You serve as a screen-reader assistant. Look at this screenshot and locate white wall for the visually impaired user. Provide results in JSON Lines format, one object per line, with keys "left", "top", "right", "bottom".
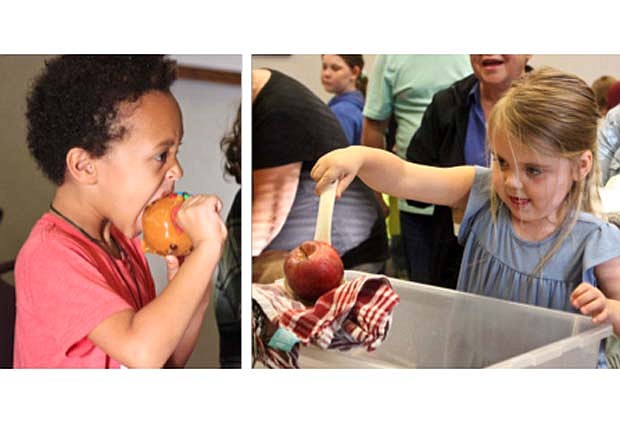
{"left": 0, "top": 56, "right": 55, "bottom": 266}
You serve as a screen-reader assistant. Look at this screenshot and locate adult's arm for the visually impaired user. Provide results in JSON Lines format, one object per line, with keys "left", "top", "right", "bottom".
{"left": 361, "top": 117, "right": 389, "bottom": 149}
{"left": 361, "top": 117, "right": 391, "bottom": 216}
{"left": 361, "top": 54, "right": 392, "bottom": 149}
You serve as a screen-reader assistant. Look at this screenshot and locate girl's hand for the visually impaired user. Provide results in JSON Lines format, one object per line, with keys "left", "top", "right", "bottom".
{"left": 175, "top": 194, "right": 228, "bottom": 252}
{"left": 311, "top": 147, "right": 363, "bottom": 198}
{"left": 571, "top": 283, "right": 610, "bottom": 324}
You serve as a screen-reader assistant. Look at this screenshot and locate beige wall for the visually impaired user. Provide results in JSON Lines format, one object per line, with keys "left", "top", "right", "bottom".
{"left": 252, "top": 54, "right": 377, "bottom": 103}
{"left": 253, "top": 54, "right": 620, "bottom": 100}
{"left": 0, "top": 56, "right": 55, "bottom": 265}
{"left": 529, "top": 55, "right": 620, "bottom": 85}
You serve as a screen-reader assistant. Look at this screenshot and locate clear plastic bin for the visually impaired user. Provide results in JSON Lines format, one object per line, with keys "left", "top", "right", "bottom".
{"left": 298, "top": 271, "right": 612, "bottom": 368}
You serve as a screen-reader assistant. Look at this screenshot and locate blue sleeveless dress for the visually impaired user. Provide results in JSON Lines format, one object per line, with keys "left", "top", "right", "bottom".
{"left": 457, "top": 167, "right": 620, "bottom": 367}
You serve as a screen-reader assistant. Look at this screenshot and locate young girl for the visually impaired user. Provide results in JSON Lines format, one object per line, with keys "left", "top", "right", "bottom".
{"left": 312, "top": 68, "right": 620, "bottom": 366}
{"left": 14, "top": 56, "right": 227, "bottom": 368}
{"left": 320, "top": 55, "right": 366, "bottom": 146}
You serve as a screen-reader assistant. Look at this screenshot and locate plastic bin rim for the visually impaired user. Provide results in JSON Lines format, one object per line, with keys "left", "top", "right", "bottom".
{"left": 344, "top": 270, "right": 598, "bottom": 323}
{"left": 488, "top": 323, "right": 612, "bottom": 368}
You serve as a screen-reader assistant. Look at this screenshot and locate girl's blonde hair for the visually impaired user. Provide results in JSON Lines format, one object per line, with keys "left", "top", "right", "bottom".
{"left": 486, "top": 67, "right": 601, "bottom": 275}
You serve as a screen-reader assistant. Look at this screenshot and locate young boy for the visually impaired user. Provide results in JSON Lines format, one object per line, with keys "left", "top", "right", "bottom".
{"left": 14, "top": 55, "right": 227, "bottom": 368}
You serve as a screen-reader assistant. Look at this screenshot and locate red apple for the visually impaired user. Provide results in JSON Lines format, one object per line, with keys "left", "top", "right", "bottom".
{"left": 283, "top": 240, "right": 344, "bottom": 302}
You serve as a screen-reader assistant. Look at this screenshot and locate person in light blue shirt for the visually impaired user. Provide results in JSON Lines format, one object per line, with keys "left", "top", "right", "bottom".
{"left": 312, "top": 68, "right": 620, "bottom": 368}
{"left": 362, "top": 55, "right": 472, "bottom": 281}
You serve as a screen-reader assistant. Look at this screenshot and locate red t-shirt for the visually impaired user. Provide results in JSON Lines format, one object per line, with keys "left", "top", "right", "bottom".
{"left": 14, "top": 213, "right": 156, "bottom": 368}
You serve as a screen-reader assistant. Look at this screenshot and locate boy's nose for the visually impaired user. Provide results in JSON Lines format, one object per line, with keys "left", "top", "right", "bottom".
{"left": 167, "top": 159, "right": 184, "bottom": 181}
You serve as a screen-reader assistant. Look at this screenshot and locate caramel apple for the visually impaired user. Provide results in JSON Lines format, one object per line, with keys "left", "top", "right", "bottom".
{"left": 141, "top": 193, "right": 192, "bottom": 257}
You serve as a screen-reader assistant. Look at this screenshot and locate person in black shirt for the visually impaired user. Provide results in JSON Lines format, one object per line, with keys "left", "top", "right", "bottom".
{"left": 252, "top": 68, "right": 388, "bottom": 282}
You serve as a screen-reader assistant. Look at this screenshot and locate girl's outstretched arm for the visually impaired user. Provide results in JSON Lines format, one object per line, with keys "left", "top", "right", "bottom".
{"left": 311, "top": 146, "right": 476, "bottom": 210}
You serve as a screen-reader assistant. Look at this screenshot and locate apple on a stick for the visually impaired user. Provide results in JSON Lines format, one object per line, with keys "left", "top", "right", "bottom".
{"left": 283, "top": 240, "right": 344, "bottom": 302}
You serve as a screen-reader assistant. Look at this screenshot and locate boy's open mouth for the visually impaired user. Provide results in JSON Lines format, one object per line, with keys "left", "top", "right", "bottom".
{"left": 137, "top": 187, "right": 176, "bottom": 230}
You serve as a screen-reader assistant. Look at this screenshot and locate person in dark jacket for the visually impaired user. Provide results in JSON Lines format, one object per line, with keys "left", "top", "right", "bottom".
{"left": 405, "top": 55, "right": 532, "bottom": 289}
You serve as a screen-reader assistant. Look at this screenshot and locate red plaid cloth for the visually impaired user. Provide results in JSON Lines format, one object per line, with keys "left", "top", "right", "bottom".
{"left": 252, "top": 274, "right": 400, "bottom": 368}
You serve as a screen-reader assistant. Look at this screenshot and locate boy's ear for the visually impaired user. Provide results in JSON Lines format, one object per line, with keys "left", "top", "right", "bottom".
{"left": 573, "top": 150, "right": 593, "bottom": 181}
{"left": 65, "top": 148, "right": 98, "bottom": 185}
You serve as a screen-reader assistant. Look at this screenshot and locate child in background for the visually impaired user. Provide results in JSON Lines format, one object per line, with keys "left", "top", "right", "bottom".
{"left": 321, "top": 55, "right": 366, "bottom": 146}
{"left": 14, "top": 56, "right": 227, "bottom": 368}
{"left": 312, "top": 68, "right": 620, "bottom": 367}
{"left": 591, "top": 75, "right": 616, "bottom": 116}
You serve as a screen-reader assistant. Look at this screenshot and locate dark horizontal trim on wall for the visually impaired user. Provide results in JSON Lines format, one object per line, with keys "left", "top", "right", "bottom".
{"left": 177, "top": 65, "right": 241, "bottom": 86}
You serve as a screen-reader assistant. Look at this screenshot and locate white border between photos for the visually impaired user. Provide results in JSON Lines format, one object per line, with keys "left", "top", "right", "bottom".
{"left": 241, "top": 53, "right": 253, "bottom": 370}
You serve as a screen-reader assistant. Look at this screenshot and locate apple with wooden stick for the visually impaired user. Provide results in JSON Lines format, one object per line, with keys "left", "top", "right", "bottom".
{"left": 283, "top": 240, "right": 344, "bottom": 302}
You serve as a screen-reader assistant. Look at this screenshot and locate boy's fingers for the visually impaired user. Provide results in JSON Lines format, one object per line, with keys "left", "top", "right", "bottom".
{"left": 180, "top": 194, "right": 223, "bottom": 213}
{"left": 213, "top": 196, "right": 223, "bottom": 213}
{"left": 165, "top": 255, "right": 180, "bottom": 281}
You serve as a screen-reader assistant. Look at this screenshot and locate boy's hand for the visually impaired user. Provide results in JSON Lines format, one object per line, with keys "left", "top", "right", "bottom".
{"left": 175, "top": 194, "right": 227, "bottom": 252}
{"left": 311, "top": 147, "right": 362, "bottom": 198}
{"left": 164, "top": 255, "right": 185, "bottom": 281}
{"left": 571, "top": 283, "right": 610, "bottom": 324}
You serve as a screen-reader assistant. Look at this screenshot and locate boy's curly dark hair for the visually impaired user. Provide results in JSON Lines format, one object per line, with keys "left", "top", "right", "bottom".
{"left": 26, "top": 55, "right": 177, "bottom": 185}
{"left": 220, "top": 105, "right": 241, "bottom": 184}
